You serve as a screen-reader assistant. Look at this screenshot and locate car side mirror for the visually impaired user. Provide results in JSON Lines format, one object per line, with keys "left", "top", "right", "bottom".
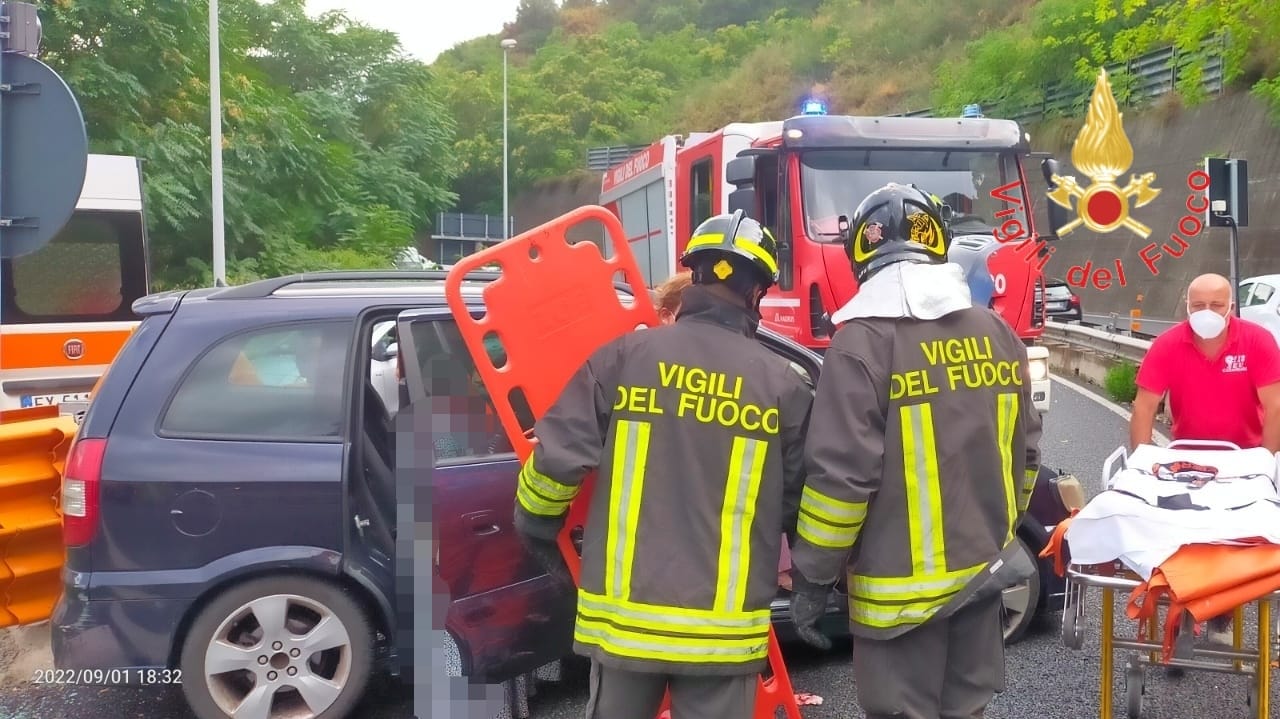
{"left": 373, "top": 342, "right": 398, "bottom": 363}
{"left": 1040, "top": 158, "right": 1068, "bottom": 240}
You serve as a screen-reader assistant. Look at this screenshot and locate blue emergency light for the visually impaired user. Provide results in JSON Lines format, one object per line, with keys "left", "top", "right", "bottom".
{"left": 801, "top": 99, "right": 828, "bottom": 116}
{"left": 961, "top": 103, "right": 984, "bottom": 118}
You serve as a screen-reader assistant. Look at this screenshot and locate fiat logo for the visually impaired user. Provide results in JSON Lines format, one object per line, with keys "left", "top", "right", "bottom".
{"left": 64, "top": 339, "right": 85, "bottom": 361}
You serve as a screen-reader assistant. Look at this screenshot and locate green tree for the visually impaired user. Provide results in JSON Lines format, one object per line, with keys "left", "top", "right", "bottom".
{"left": 37, "top": 0, "right": 459, "bottom": 287}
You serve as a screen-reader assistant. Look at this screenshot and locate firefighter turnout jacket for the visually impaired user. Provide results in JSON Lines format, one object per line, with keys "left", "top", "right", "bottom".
{"left": 514, "top": 285, "right": 814, "bottom": 675}
{"left": 790, "top": 305, "right": 1043, "bottom": 640}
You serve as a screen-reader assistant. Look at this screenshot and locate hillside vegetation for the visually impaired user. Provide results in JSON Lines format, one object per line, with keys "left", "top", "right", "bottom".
{"left": 433, "top": 0, "right": 1280, "bottom": 215}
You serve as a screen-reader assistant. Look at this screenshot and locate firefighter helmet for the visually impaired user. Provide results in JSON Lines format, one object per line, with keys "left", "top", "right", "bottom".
{"left": 844, "top": 182, "right": 951, "bottom": 283}
{"left": 679, "top": 210, "right": 780, "bottom": 289}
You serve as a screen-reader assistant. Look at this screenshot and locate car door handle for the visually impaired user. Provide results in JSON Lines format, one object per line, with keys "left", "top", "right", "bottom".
{"left": 462, "top": 511, "right": 500, "bottom": 536}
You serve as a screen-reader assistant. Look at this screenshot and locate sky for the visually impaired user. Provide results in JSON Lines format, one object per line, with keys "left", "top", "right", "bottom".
{"left": 305, "top": 0, "right": 522, "bottom": 63}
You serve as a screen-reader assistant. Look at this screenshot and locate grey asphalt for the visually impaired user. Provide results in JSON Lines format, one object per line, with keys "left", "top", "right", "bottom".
{"left": 0, "top": 377, "right": 1268, "bottom": 719}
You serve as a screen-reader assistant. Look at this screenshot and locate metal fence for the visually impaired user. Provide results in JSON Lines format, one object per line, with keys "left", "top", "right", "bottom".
{"left": 434, "top": 212, "right": 513, "bottom": 242}
{"left": 586, "top": 144, "right": 650, "bottom": 172}
{"left": 888, "top": 38, "right": 1226, "bottom": 122}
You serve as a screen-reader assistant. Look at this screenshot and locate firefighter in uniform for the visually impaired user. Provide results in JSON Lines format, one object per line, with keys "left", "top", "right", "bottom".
{"left": 787, "top": 183, "right": 1043, "bottom": 719}
{"left": 512, "top": 210, "right": 814, "bottom": 719}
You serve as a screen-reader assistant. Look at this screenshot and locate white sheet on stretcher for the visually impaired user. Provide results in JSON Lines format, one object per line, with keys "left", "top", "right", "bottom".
{"left": 1065, "top": 444, "right": 1280, "bottom": 579}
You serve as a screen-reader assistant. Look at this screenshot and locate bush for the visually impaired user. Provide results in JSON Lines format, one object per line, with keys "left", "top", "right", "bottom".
{"left": 1104, "top": 361, "right": 1138, "bottom": 404}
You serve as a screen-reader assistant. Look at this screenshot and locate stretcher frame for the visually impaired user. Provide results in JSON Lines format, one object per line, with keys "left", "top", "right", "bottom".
{"left": 1060, "top": 439, "right": 1278, "bottom": 719}
{"left": 443, "top": 206, "right": 803, "bottom": 719}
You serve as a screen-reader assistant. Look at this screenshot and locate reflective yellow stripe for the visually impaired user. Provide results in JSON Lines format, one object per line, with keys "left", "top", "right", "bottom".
{"left": 996, "top": 392, "right": 1019, "bottom": 540}
{"left": 514, "top": 458, "right": 579, "bottom": 517}
{"left": 605, "top": 419, "right": 651, "bottom": 599}
{"left": 578, "top": 591, "right": 769, "bottom": 637}
{"left": 850, "top": 593, "right": 956, "bottom": 628}
{"left": 850, "top": 562, "right": 986, "bottom": 602}
{"left": 574, "top": 618, "right": 769, "bottom": 664}
{"left": 516, "top": 482, "right": 566, "bottom": 516}
{"left": 795, "top": 484, "right": 866, "bottom": 549}
{"left": 578, "top": 589, "right": 770, "bottom": 623}
{"left": 520, "top": 461, "right": 578, "bottom": 501}
{"left": 714, "top": 436, "right": 768, "bottom": 613}
{"left": 901, "top": 402, "right": 944, "bottom": 575}
{"left": 849, "top": 563, "right": 987, "bottom": 628}
{"left": 1021, "top": 468, "right": 1038, "bottom": 508}
{"left": 684, "top": 232, "right": 780, "bottom": 277}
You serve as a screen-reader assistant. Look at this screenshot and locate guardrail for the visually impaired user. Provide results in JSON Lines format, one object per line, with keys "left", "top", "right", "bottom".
{"left": 1043, "top": 320, "right": 1152, "bottom": 364}
{"left": 1080, "top": 313, "right": 1179, "bottom": 340}
{"left": 890, "top": 38, "right": 1224, "bottom": 122}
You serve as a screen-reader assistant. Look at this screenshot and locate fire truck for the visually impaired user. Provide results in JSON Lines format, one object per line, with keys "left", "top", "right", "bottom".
{"left": 600, "top": 104, "right": 1057, "bottom": 413}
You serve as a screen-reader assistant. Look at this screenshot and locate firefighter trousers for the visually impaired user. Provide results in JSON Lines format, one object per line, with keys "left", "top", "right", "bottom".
{"left": 583, "top": 660, "right": 756, "bottom": 719}
{"left": 851, "top": 594, "right": 1006, "bottom": 719}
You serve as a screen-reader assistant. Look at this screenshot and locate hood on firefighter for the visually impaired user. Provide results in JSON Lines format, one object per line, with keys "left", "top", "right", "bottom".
{"left": 829, "top": 260, "right": 973, "bottom": 323}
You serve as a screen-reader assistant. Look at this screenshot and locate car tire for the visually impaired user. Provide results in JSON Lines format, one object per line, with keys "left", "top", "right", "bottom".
{"left": 179, "top": 575, "right": 375, "bottom": 719}
{"left": 1001, "top": 536, "right": 1041, "bottom": 646}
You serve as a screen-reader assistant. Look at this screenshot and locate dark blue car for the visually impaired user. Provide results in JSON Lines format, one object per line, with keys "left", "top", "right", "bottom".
{"left": 50, "top": 270, "right": 1078, "bottom": 719}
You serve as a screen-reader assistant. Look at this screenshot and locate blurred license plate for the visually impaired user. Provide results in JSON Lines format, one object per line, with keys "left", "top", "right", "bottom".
{"left": 1048, "top": 301, "right": 1067, "bottom": 311}
{"left": 20, "top": 392, "right": 91, "bottom": 408}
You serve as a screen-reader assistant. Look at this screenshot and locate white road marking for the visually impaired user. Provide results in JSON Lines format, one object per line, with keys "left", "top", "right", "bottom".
{"left": 1050, "top": 372, "right": 1171, "bottom": 446}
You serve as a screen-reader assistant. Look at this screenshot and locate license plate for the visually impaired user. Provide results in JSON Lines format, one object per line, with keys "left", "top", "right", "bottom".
{"left": 20, "top": 392, "right": 91, "bottom": 408}
{"left": 1047, "top": 301, "right": 1068, "bottom": 311}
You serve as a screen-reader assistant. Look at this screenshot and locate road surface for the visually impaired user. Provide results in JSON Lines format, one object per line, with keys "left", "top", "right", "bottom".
{"left": 0, "top": 377, "right": 1266, "bottom": 719}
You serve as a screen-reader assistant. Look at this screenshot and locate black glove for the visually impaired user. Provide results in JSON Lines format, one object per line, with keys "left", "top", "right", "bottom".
{"left": 521, "top": 533, "right": 575, "bottom": 589}
{"left": 513, "top": 511, "right": 574, "bottom": 589}
{"left": 789, "top": 569, "right": 834, "bottom": 651}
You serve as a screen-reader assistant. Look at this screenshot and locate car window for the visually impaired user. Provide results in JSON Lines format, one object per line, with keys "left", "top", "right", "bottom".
{"left": 1045, "top": 284, "right": 1071, "bottom": 300}
{"left": 408, "top": 319, "right": 524, "bottom": 461}
{"left": 161, "top": 321, "right": 352, "bottom": 440}
{"left": 1245, "top": 283, "right": 1274, "bottom": 307}
{"left": 1238, "top": 283, "right": 1255, "bottom": 307}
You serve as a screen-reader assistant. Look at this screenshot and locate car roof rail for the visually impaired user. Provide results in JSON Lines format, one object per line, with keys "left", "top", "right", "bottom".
{"left": 206, "top": 268, "right": 649, "bottom": 302}
{"left": 207, "top": 269, "right": 505, "bottom": 299}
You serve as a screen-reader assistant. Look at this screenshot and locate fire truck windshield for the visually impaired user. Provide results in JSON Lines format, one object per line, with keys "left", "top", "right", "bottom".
{"left": 799, "top": 149, "right": 1029, "bottom": 242}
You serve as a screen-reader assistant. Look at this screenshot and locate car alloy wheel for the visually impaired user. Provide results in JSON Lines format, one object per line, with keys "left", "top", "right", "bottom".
{"left": 180, "top": 576, "right": 374, "bottom": 719}
{"left": 1001, "top": 536, "right": 1041, "bottom": 645}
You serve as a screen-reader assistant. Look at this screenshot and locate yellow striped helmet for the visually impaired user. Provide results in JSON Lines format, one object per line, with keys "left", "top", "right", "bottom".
{"left": 680, "top": 210, "right": 780, "bottom": 289}
{"left": 844, "top": 183, "right": 950, "bottom": 283}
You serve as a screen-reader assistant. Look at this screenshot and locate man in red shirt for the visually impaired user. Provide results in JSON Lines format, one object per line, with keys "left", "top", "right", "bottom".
{"left": 1130, "top": 272, "right": 1280, "bottom": 647}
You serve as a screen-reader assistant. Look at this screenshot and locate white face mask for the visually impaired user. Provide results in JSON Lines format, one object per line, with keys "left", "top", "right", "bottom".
{"left": 1187, "top": 305, "right": 1229, "bottom": 339}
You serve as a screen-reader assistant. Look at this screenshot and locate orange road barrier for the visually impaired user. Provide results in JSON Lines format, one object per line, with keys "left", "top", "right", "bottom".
{"left": 446, "top": 205, "right": 803, "bottom": 719}
{"left": 0, "top": 416, "right": 77, "bottom": 628}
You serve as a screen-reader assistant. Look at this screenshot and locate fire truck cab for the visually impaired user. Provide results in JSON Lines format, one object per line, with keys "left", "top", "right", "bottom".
{"left": 601, "top": 108, "right": 1054, "bottom": 413}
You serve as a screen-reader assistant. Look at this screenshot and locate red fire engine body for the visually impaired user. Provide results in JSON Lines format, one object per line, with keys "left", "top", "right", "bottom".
{"left": 600, "top": 111, "right": 1054, "bottom": 412}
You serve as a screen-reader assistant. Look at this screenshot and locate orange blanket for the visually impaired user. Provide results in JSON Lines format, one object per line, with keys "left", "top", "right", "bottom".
{"left": 1040, "top": 516, "right": 1280, "bottom": 662}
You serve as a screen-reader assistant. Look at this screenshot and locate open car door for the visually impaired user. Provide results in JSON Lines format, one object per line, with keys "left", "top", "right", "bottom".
{"left": 443, "top": 205, "right": 802, "bottom": 719}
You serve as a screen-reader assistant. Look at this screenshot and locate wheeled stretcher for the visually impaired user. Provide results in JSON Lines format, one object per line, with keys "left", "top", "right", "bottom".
{"left": 1053, "top": 440, "right": 1280, "bottom": 719}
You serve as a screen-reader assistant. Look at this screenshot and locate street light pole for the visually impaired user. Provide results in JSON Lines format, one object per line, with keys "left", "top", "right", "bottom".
{"left": 210, "top": 0, "right": 226, "bottom": 285}
{"left": 501, "top": 38, "right": 517, "bottom": 240}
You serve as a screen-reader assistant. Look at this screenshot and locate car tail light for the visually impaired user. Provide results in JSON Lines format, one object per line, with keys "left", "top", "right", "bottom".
{"left": 1070, "top": 294, "right": 1081, "bottom": 305}
{"left": 62, "top": 437, "right": 107, "bottom": 546}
